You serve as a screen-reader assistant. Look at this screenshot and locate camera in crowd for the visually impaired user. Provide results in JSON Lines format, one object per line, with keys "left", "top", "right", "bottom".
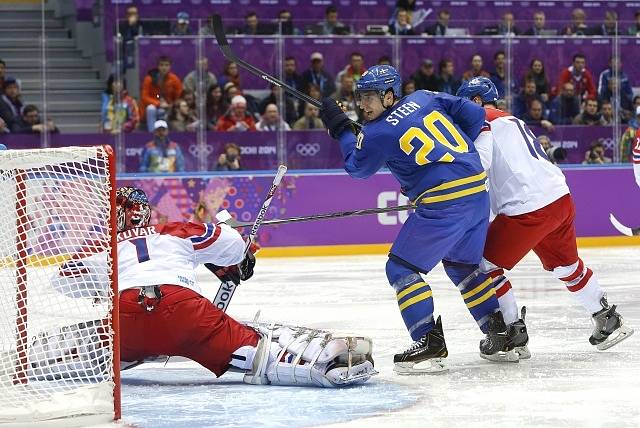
{"left": 538, "top": 135, "right": 566, "bottom": 164}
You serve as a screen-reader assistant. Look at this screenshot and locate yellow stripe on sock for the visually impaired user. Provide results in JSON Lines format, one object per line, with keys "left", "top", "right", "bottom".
{"left": 466, "top": 288, "right": 496, "bottom": 309}
{"left": 461, "top": 278, "right": 492, "bottom": 300}
{"left": 396, "top": 281, "right": 428, "bottom": 301}
{"left": 399, "top": 290, "right": 433, "bottom": 311}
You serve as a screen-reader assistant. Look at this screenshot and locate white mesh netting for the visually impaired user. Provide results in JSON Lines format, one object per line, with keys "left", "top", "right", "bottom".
{"left": 0, "top": 146, "right": 117, "bottom": 423}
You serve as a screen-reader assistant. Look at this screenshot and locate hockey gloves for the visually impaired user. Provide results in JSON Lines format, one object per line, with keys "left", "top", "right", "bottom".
{"left": 319, "top": 98, "right": 353, "bottom": 139}
{"left": 205, "top": 242, "right": 258, "bottom": 285}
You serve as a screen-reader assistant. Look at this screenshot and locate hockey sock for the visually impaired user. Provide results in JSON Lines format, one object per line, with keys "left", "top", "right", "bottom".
{"left": 443, "top": 261, "right": 500, "bottom": 334}
{"left": 554, "top": 258, "right": 604, "bottom": 314}
{"left": 489, "top": 269, "right": 518, "bottom": 324}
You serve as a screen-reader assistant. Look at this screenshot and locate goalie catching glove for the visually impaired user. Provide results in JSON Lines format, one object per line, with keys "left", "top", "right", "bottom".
{"left": 206, "top": 242, "right": 259, "bottom": 285}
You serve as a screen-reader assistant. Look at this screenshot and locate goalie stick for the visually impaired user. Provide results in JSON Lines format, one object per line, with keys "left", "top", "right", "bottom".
{"left": 216, "top": 203, "right": 415, "bottom": 228}
{"left": 609, "top": 213, "right": 640, "bottom": 236}
{"left": 212, "top": 165, "right": 287, "bottom": 312}
{"left": 211, "top": 14, "right": 362, "bottom": 132}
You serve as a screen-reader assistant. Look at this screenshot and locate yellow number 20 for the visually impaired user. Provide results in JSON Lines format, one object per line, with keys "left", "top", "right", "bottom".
{"left": 398, "top": 111, "right": 469, "bottom": 165}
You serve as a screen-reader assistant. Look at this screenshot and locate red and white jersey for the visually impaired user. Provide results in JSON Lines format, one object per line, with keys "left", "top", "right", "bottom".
{"left": 53, "top": 222, "right": 245, "bottom": 299}
{"left": 474, "top": 107, "right": 570, "bottom": 216}
{"left": 632, "top": 132, "right": 640, "bottom": 188}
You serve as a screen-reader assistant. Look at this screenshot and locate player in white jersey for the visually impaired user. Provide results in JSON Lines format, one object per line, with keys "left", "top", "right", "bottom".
{"left": 457, "top": 78, "right": 633, "bottom": 360}
{"left": 633, "top": 134, "right": 640, "bottom": 187}
{"left": 41, "top": 186, "right": 375, "bottom": 387}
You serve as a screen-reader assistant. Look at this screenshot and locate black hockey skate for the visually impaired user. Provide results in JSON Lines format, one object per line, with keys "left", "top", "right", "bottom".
{"left": 589, "top": 295, "right": 634, "bottom": 350}
{"left": 479, "top": 311, "right": 515, "bottom": 362}
{"left": 481, "top": 307, "right": 530, "bottom": 362}
{"left": 394, "top": 316, "right": 448, "bottom": 374}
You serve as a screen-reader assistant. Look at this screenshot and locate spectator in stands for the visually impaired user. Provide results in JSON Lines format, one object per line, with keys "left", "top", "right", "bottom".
{"left": 168, "top": 98, "right": 199, "bottom": 132}
{"left": 0, "top": 59, "right": 5, "bottom": 91}
{"left": 256, "top": 103, "right": 290, "bottom": 131}
{"left": 0, "top": 117, "right": 8, "bottom": 134}
{"left": 218, "top": 61, "right": 242, "bottom": 92}
{"left": 171, "top": 12, "right": 192, "bottom": 36}
{"left": 437, "top": 59, "right": 460, "bottom": 95}
{"left": 258, "top": 84, "right": 297, "bottom": 125}
{"left": 277, "top": 9, "right": 301, "bottom": 35}
{"left": 490, "top": 51, "right": 507, "bottom": 98}
{"left": 284, "top": 56, "right": 304, "bottom": 93}
{"left": 377, "top": 55, "right": 392, "bottom": 66}
{"left": 319, "top": 5, "right": 349, "bottom": 35}
{"left": 600, "top": 100, "right": 614, "bottom": 125}
{"left": 498, "top": 11, "right": 520, "bottom": 36}
{"left": 292, "top": 102, "right": 323, "bottom": 130}
{"left": 563, "top": 8, "right": 589, "bottom": 36}
{"left": 573, "top": 97, "right": 604, "bottom": 125}
{"left": 331, "top": 74, "right": 358, "bottom": 122}
{"left": 522, "top": 99, "right": 554, "bottom": 132}
{"left": 627, "top": 11, "right": 640, "bottom": 36}
{"left": 512, "top": 78, "right": 543, "bottom": 118}
{"left": 222, "top": 82, "right": 239, "bottom": 104}
{"left": 216, "top": 95, "right": 256, "bottom": 132}
{"left": 298, "top": 83, "right": 322, "bottom": 118}
{"left": 183, "top": 57, "right": 217, "bottom": 94}
{"left": 523, "top": 58, "right": 550, "bottom": 102}
{"left": 598, "top": 57, "right": 633, "bottom": 111}
{"left": 619, "top": 106, "right": 640, "bottom": 162}
{"left": 582, "top": 139, "right": 611, "bottom": 164}
{"left": 634, "top": 96, "right": 640, "bottom": 108}
{"left": 100, "top": 75, "right": 140, "bottom": 134}
{"left": 205, "top": 84, "right": 227, "bottom": 130}
{"left": 462, "top": 54, "right": 490, "bottom": 81}
{"left": 335, "top": 52, "right": 366, "bottom": 92}
{"left": 558, "top": 53, "right": 596, "bottom": 101}
{"left": 302, "top": 52, "right": 335, "bottom": 98}
{"left": 411, "top": 59, "right": 439, "bottom": 91}
{"left": 548, "top": 82, "right": 581, "bottom": 125}
{"left": 140, "top": 120, "right": 185, "bottom": 173}
{"left": 12, "top": 104, "right": 59, "bottom": 134}
{"left": 592, "top": 10, "right": 619, "bottom": 36}
{"left": 402, "top": 80, "right": 416, "bottom": 96}
{"left": 215, "top": 143, "right": 241, "bottom": 171}
{"left": 141, "top": 56, "right": 183, "bottom": 132}
{"left": 389, "top": 8, "right": 415, "bottom": 35}
{"left": 118, "top": 6, "right": 143, "bottom": 70}
{"left": 524, "top": 11, "right": 551, "bottom": 36}
{"left": 0, "top": 77, "right": 23, "bottom": 130}
{"left": 424, "top": 9, "right": 450, "bottom": 36}
{"left": 599, "top": 77, "right": 633, "bottom": 123}
{"left": 238, "top": 11, "right": 271, "bottom": 35}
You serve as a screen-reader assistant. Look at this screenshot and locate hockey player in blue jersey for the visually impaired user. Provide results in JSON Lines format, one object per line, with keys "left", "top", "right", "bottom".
{"left": 319, "top": 65, "right": 509, "bottom": 373}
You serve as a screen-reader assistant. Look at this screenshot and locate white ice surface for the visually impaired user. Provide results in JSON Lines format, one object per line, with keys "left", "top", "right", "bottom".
{"left": 117, "top": 247, "right": 640, "bottom": 428}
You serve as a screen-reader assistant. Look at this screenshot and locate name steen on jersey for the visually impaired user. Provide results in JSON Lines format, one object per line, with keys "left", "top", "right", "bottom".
{"left": 385, "top": 101, "right": 421, "bottom": 126}
{"left": 117, "top": 225, "right": 157, "bottom": 242}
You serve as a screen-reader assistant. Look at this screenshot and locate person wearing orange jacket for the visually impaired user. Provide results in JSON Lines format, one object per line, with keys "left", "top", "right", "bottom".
{"left": 141, "top": 55, "right": 183, "bottom": 131}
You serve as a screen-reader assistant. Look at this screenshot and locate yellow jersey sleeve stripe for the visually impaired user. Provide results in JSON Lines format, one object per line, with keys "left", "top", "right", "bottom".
{"left": 461, "top": 278, "right": 493, "bottom": 300}
{"left": 398, "top": 290, "right": 433, "bottom": 311}
{"left": 421, "top": 183, "right": 487, "bottom": 204}
{"left": 466, "top": 288, "right": 496, "bottom": 309}
{"left": 396, "top": 281, "right": 428, "bottom": 301}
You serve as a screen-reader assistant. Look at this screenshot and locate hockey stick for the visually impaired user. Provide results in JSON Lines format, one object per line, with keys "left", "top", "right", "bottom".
{"left": 211, "top": 14, "right": 362, "bottom": 132}
{"left": 212, "top": 165, "right": 288, "bottom": 312}
{"left": 609, "top": 213, "right": 640, "bottom": 236}
{"left": 217, "top": 204, "right": 415, "bottom": 228}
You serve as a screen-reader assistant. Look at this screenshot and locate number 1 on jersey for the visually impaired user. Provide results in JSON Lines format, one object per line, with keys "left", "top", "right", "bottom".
{"left": 131, "top": 238, "right": 150, "bottom": 263}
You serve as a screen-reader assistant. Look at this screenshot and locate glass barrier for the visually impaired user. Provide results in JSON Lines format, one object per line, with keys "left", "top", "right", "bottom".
{"left": 4, "top": 1, "right": 640, "bottom": 171}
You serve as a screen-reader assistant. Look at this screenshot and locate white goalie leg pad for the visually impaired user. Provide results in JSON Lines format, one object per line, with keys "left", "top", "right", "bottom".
{"left": 242, "top": 322, "right": 377, "bottom": 387}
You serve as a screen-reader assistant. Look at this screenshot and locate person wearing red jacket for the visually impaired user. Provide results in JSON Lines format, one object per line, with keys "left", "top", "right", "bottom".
{"left": 215, "top": 95, "right": 256, "bottom": 132}
{"left": 557, "top": 53, "right": 596, "bottom": 101}
{"left": 140, "top": 55, "right": 183, "bottom": 132}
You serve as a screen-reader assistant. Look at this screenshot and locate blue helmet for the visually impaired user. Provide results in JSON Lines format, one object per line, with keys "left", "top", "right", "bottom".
{"left": 355, "top": 65, "right": 402, "bottom": 99}
{"left": 456, "top": 77, "right": 499, "bottom": 104}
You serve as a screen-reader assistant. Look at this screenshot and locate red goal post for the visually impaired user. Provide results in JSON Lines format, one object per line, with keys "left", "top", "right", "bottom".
{"left": 0, "top": 146, "right": 120, "bottom": 424}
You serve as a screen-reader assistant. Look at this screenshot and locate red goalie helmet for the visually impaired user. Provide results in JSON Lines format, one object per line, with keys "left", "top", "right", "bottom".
{"left": 116, "top": 186, "right": 151, "bottom": 232}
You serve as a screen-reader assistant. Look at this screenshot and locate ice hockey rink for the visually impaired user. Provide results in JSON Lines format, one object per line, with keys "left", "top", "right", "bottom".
{"left": 115, "top": 246, "right": 640, "bottom": 428}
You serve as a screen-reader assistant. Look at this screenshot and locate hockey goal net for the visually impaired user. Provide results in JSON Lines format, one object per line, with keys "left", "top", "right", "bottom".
{"left": 0, "top": 146, "right": 120, "bottom": 424}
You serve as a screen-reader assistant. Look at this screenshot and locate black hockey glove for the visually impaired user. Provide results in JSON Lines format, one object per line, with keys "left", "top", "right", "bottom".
{"left": 204, "top": 243, "right": 258, "bottom": 285}
{"left": 319, "top": 97, "right": 353, "bottom": 139}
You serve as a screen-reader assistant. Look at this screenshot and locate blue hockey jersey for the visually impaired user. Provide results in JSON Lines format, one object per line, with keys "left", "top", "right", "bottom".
{"left": 337, "top": 90, "right": 487, "bottom": 205}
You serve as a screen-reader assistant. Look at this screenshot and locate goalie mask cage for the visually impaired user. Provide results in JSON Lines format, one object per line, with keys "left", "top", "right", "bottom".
{"left": 0, "top": 146, "right": 120, "bottom": 424}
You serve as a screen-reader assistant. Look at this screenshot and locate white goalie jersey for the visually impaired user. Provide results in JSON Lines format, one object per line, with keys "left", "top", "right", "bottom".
{"left": 52, "top": 222, "right": 245, "bottom": 298}
{"left": 473, "top": 107, "right": 570, "bottom": 216}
